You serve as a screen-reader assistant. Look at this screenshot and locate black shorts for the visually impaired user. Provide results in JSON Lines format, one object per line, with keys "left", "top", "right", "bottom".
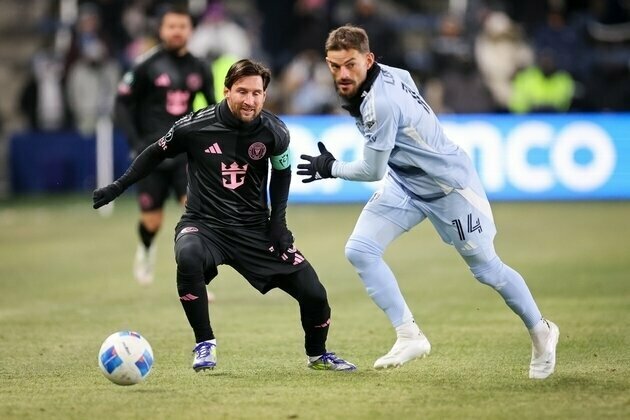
{"left": 136, "top": 158, "right": 187, "bottom": 211}
{"left": 174, "top": 220, "right": 310, "bottom": 294}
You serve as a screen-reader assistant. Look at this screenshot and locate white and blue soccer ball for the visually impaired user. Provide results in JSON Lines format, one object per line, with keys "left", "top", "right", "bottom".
{"left": 98, "top": 331, "right": 154, "bottom": 386}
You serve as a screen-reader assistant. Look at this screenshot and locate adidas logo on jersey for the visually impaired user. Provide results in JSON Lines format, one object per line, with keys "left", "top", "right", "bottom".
{"left": 204, "top": 143, "right": 223, "bottom": 154}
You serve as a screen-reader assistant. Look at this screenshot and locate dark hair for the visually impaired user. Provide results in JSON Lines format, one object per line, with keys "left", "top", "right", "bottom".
{"left": 224, "top": 59, "right": 272, "bottom": 91}
{"left": 325, "top": 25, "right": 370, "bottom": 53}
{"left": 158, "top": 4, "right": 193, "bottom": 27}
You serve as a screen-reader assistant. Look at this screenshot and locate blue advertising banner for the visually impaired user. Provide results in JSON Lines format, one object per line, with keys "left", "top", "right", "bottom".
{"left": 8, "top": 113, "right": 630, "bottom": 201}
{"left": 284, "top": 113, "right": 630, "bottom": 202}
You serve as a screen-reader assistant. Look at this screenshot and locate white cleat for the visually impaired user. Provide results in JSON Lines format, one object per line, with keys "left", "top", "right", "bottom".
{"left": 529, "top": 319, "right": 559, "bottom": 379}
{"left": 374, "top": 335, "right": 431, "bottom": 369}
{"left": 133, "top": 243, "right": 156, "bottom": 285}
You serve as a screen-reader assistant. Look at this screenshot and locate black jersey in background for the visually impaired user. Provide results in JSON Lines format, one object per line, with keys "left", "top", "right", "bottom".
{"left": 116, "top": 46, "right": 215, "bottom": 156}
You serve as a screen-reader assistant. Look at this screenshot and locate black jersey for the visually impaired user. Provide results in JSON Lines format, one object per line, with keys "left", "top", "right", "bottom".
{"left": 116, "top": 46, "right": 215, "bottom": 152}
{"left": 156, "top": 100, "right": 291, "bottom": 227}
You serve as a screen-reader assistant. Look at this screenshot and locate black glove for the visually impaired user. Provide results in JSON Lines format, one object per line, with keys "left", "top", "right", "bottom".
{"left": 297, "top": 142, "right": 336, "bottom": 183}
{"left": 268, "top": 223, "right": 304, "bottom": 265}
{"left": 92, "top": 181, "right": 123, "bottom": 209}
{"left": 269, "top": 222, "right": 294, "bottom": 256}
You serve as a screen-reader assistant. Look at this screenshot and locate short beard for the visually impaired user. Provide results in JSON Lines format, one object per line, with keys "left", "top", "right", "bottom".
{"left": 336, "top": 85, "right": 356, "bottom": 99}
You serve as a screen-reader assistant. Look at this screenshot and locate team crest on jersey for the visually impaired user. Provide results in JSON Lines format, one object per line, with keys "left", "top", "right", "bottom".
{"left": 187, "top": 73, "right": 202, "bottom": 90}
{"left": 248, "top": 142, "right": 266, "bottom": 160}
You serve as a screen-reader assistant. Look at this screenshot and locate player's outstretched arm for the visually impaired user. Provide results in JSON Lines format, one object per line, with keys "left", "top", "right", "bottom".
{"left": 92, "top": 143, "right": 166, "bottom": 209}
{"left": 296, "top": 142, "right": 336, "bottom": 183}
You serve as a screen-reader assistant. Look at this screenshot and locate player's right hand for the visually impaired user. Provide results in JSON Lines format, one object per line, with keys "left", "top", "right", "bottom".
{"left": 92, "top": 182, "right": 123, "bottom": 209}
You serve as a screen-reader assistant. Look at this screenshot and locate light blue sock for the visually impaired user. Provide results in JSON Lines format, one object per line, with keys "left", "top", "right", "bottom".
{"left": 345, "top": 237, "right": 413, "bottom": 327}
{"left": 465, "top": 253, "right": 542, "bottom": 328}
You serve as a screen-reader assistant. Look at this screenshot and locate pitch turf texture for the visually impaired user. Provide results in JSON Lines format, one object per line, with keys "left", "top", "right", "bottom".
{"left": 1, "top": 196, "right": 628, "bottom": 420}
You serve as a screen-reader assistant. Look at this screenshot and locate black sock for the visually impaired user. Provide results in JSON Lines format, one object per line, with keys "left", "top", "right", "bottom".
{"left": 139, "top": 222, "right": 156, "bottom": 249}
{"left": 177, "top": 271, "right": 214, "bottom": 343}
{"left": 304, "top": 317, "right": 330, "bottom": 357}
{"left": 277, "top": 266, "right": 331, "bottom": 357}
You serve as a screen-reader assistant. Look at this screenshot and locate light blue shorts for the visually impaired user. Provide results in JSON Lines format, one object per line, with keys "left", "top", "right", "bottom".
{"left": 361, "top": 175, "right": 497, "bottom": 256}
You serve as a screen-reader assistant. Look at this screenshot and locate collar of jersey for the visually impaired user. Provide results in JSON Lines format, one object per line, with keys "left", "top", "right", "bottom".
{"left": 217, "top": 99, "right": 261, "bottom": 131}
{"left": 341, "top": 62, "right": 381, "bottom": 117}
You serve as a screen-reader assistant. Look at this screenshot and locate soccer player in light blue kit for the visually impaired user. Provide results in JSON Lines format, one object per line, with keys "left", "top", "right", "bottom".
{"left": 297, "top": 25, "right": 559, "bottom": 378}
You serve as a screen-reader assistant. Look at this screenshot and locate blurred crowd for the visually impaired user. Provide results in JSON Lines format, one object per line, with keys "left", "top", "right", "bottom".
{"left": 17, "top": 0, "right": 630, "bottom": 136}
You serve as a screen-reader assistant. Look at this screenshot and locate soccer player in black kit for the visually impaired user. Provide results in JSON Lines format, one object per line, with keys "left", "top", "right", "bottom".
{"left": 94, "top": 59, "right": 356, "bottom": 372}
{"left": 116, "top": 6, "right": 215, "bottom": 285}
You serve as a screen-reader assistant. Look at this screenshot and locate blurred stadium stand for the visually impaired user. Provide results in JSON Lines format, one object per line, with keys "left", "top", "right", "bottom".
{"left": 1, "top": 0, "right": 629, "bottom": 199}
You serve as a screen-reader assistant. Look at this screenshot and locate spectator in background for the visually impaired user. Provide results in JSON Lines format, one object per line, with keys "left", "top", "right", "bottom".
{"left": 532, "top": 5, "right": 585, "bottom": 80}
{"left": 19, "top": 50, "right": 72, "bottom": 131}
{"left": 351, "top": 0, "right": 404, "bottom": 67}
{"left": 188, "top": 2, "right": 251, "bottom": 61}
{"left": 64, "top": 3, "right": 114, "bottom": 76}
{"left": 66, "top": 39, "right": 120, "bottom": 136}
{"left": 434, "top": 53, "right": 495, "bottom": 114}
{"left": 188, "top": 2, "right": 252, "bottom": 100}
{"left": 255, "top": 0, "right": 335, "bottom": 75}
{"left": 280, "top": 50, "right": 338, "bottom": 114}
{"left": 509, "top": 48, "right": 575, "bottom": 114}
{"left": 474, "top": 10, "right": 533, "bottom": 112}
{"left": 255, "top": 0, "right": 297, "bottom": 74}
{"left": 290, "top": 0, "right": 335, "bottom": 56}
{"left": 427, "top": 14, "right": 494, "bottom": 114}
{"left": 119, "top": 0, "right": 157, "bottom": 69}
{"left": 78, "top": 0, "right": 130, "bottom": 64}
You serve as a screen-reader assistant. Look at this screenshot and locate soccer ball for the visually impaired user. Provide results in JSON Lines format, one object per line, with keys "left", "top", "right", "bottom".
{"left": 98, "top": 331, "right": 154, "bottom": 386}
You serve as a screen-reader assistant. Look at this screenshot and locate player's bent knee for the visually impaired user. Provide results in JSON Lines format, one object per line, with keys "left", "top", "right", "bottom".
{"left": 466, "top": 253, "right": 505, "bottom": 289}
{"left": 345, "top": 238, "right": 382, "bottom": 269}
{"left": 175, "top": 235, "right": 206, "bottom": 274}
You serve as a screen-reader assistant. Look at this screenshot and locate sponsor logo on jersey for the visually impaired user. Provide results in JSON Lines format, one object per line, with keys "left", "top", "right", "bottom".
{"left": 165, "top": 90, "right": 190, "bottom": 115}
{"left": 248, "top": 142, "right": 266, "bottom": 160}
{"left": 221, "top": 162, "right": 248, "bottom": 190}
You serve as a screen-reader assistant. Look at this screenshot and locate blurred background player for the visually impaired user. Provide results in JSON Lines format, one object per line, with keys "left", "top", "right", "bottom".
{"left": 115, "top": 5, "right": 215, "bottom": 285}
{"left": 93, "top": 59, "right": 356, "bottom": 372}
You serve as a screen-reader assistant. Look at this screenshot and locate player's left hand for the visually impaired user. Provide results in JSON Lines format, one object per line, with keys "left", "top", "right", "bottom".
{"left": 269, "top": 223, "right": 303, "bottom": 264}
{"left": 297, "top": 142, "right": 336, "bottom": 183}
{"left": 269, "top": 223, "right": 294, "bottom": 256}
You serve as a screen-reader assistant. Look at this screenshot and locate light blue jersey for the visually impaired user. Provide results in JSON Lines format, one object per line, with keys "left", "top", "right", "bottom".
{"left": 331, "top": 62, "right": 543, "bottom": 333}
{"left": 354, "top": 64, "right": 475, "bottom": 200}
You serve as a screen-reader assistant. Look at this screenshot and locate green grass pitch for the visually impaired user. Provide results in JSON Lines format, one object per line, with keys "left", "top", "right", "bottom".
{"left": 0, "top": 195, "right": 628, "bottom": 419}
